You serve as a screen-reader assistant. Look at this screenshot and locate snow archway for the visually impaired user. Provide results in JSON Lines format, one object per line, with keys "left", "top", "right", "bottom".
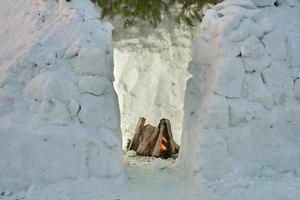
{"left": 112, "top": 18, "right": 194, "bottom": 148}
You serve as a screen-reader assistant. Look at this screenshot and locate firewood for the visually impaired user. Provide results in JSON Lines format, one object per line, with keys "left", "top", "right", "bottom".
{"left": 151, "top": 124, "right": 164, "bottom": 157}
{"left": 128, "top": 117, "right": 146, "bottom": 151}
{"left": 129, "top": 117, "right": 180, "bottom": 159}
{"left": 147, "top": 127, "right": 159, "bottom": 152}
{"left": 126, "top": 139, "right": 132, "bottom": 150}
{"left": 140, "top": 126, "right": 159, "bottom": 155}
{"left": 174, "top": 140, "right": 180, "bottom": 153}
{"left": 162, "top": 134, "right": 168, "bottom": 148}
{"left": 136, "top": 125, "right": 157, "bottom": 155}
{"left": 164, "top": 119, "right": 176, "bottom": 154}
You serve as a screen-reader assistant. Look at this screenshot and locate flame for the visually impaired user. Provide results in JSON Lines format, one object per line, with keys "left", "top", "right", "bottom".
{"left": 160, "top": 135, "right": 168, "bottom": 153}
{"left": 160, "top": 143, "right": 167, "bottom": 152}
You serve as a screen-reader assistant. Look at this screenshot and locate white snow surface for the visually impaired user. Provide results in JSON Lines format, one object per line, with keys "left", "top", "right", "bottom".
{"left": 0, "top": 0, "right": 122, "bottom": 190}
{"left": 179, "top": 0, "right": 300, "bottom": 188}
{"left": 1, "top": 155, "right": 300, "bottom": 200}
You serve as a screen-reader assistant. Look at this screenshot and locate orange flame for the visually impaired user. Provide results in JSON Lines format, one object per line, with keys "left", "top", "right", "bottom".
{"left": 160, "top": 143, "right": 167, "bottom": 152}
{"left": 160, "top": 135, "right": 168, "bottom": 153}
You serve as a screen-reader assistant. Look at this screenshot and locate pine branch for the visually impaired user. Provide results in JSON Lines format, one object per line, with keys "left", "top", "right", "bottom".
{"left": 94, "top": 0, "right": 221, "bottom": 28}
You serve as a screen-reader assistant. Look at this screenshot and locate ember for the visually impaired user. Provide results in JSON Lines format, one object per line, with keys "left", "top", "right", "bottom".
{"left": 127, "top": 118, "right": 180, "bottom": 159}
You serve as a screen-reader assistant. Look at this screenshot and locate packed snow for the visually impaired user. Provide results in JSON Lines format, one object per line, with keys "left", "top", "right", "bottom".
{"left": 0, "top": 0, "right": 122, "bottom": 191}
{"left": 0, "top": 0, "right": 300, "bottom": 199}
{"left": 179, "top": 0, "right": 300, "bottom": 193}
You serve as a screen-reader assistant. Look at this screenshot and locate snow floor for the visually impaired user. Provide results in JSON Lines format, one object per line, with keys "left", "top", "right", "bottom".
{"left": 1, "top": 154, "right": 299, "bottom": 200}
{"left": 0, "top": 155, "right": 203, "bottom": 200}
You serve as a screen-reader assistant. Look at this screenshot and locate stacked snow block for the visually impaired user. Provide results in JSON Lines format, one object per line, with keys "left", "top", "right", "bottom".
{"left": 0, "top": 0, "right": 122, "bottom": 190}
{"left": 180, "top": 0, "right": 300, "bottom": 180}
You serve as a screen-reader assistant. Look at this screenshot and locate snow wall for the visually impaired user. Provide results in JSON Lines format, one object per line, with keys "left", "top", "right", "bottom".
{"left": 179, "top": 0, "right": 300, "bottom": 181}
{"left": 112, "top": 17, "right": 193, "bottom": 147}
{"left": 0, "top": 0, "right": 122, "bottom": 190}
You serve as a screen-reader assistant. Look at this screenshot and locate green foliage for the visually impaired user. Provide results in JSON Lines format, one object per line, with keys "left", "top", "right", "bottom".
{"left": 94, "top": 0, "right": 220, "bottom": 27}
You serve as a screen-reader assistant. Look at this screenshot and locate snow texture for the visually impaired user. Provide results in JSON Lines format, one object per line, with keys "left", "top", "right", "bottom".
{"left": 1, "top": 0, "right": 300, "bottom": 199}
{"left": 0, "top": 0, "right": 123, "bottom": 190}
{"left": 180, "top": 0, "right": 300, "bottom": 186}
{"left": 112, "top": 15, "right": 193, "bottom": 147}
{"left": 1, "top": 155, "right": 299, "bottom": 200}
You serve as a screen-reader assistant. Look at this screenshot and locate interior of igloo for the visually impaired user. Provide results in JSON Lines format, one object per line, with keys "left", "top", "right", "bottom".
{"left": 111, "top": 18, "right": 195, "bottom": 150}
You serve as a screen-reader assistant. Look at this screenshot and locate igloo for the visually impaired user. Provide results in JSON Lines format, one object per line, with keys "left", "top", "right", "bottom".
{"left": 0, "top": 0, "right": 300, "bottom": 199}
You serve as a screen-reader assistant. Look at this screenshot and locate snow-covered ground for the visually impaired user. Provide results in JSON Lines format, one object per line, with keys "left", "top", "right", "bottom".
{"left": 1, "top": 154, "right": 300, "bottom": 200}
{"left": 1, "top": 0, "right": 300, "bottom": 199}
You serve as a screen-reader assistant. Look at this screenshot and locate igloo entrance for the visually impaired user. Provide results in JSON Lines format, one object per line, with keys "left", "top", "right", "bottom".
{"left": 111, "top": 19, "right": 194, "bottom": 154}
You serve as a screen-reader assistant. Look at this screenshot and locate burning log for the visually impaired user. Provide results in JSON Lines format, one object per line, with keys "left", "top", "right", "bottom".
{"left": 136, "top": 125, "right": 159, "bottom": 155}
{"left": 127, "top": 117, "right": 180, "bottom": 159}
{"left": 163, "top": 119, "right": 176, "bottom": 155}
{"left": 128, "top": 117, "right": 146, "bottom": 151}
{"left": 151, "top": 123, "right": 165, "bottom": 157}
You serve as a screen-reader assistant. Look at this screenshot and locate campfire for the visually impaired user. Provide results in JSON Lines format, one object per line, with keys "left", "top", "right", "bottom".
{"left": 127, "top": 117, "right": 180, "bottom": 159}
